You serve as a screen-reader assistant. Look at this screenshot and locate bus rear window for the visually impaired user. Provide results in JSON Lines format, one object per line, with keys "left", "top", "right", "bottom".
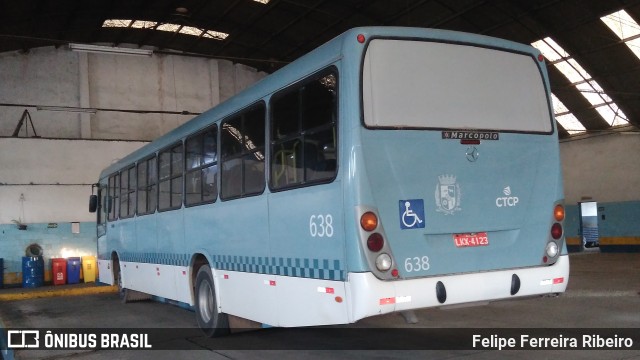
{"left": 362, "top": 39, "right": 552, "bottom": 133}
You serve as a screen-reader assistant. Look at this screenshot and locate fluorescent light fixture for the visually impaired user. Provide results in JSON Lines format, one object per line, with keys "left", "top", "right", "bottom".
{"left": 69, "top": 43, "right": 153, "bottom": 57}
{"left": 37, "top": 105, "right": 97, "bottom": 114}
{"left": 253, "top": 0, "right": 270, "bottom": 4}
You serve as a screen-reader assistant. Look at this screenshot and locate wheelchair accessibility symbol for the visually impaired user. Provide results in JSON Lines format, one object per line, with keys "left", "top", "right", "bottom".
{"left": 399, "top": 199, "right": 425, "bottom": 229}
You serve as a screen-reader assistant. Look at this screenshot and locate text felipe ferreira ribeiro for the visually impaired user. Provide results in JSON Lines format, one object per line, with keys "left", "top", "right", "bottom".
{"left": 473, "top": 334, "right": 634, "bottom": 350}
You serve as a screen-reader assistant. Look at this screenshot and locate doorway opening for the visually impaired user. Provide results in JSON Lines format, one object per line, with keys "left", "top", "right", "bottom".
{"left": 579, "top": 201, "right": 599, "bottom": 248}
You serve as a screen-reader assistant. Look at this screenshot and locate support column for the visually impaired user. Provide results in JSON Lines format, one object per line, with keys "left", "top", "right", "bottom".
{"left": 209, "top": 59, "right": 220, "bottom": 107}
{"left": 78, "top": 52, "right": 92, "bottom": 139}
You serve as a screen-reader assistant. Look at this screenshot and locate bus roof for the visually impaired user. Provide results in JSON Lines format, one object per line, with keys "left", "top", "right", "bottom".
{"left": 99, "top": 26, "right": 543, "bottom": 179}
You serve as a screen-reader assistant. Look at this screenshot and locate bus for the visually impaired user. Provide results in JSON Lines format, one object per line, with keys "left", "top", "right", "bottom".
{"left": 90, "top": 27, "right": 569, "bottom": 336}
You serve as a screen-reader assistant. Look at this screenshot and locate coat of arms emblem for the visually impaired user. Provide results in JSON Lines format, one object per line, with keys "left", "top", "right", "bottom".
{"left": 435, "top": 174, "right": 461, "bottom": 215}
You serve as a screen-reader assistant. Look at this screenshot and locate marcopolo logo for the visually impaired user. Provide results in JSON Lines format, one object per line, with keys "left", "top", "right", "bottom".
{"left": 496, "top": 186, "right": 519, "bottom": 207}
{"left": 442, "top": 131, "right": 500, "bottom": 141}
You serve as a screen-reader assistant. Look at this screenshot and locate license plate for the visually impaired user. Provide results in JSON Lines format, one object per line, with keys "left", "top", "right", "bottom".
{"left": 453, "top": 232, "right": 489, "bottom": 248}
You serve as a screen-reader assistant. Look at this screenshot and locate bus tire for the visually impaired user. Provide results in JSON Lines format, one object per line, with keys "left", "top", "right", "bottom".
{"left": 113, "top": 257, "right": 127, "bottom": 304}
{"left": 195, "top": 265, "right": 229, "bottom": 337}
{"left": 115, "top": 265, "right": 127, "bottom": 302}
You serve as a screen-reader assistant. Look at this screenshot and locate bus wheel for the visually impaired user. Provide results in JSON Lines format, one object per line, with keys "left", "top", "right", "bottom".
{"left": 195, "top": 265, "right": 229, "bottom": 337}
{"left": 117, "top": 269, "right": 127, "bottom": 303}
{"left": 118, "top": 267, "right": 151, "bottom": 303}
{"left": 113, "top": 260, "right": 127, "bottom": 303}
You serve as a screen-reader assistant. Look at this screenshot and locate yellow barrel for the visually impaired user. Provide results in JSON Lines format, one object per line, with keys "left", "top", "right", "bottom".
{"left": 81, "top": 256, "right": 97, "bottom": 283}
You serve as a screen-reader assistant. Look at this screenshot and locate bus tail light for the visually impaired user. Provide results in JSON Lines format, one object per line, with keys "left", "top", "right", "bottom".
{"left": 360, "top": 212, "right": 378, "bottom": 232}
{"left": 367, "top": 233, "right": 384, "bottom": 252}
{"left": 545, "top": 202, "right": 564, "bottom": 264}
{"left": 356, "top": 206, "right": 397, "bottom": 280}
{"left": 375, "top": 253, "right": 392, "bottom": 271}
{"left": 554, "top": 204, "right": 565, "bottom": 221}
{"left": 545, "top": 241, "right": 559, "bottom": 258}
{"left": 551, "top": 223, "right": 562, "bottom": 239}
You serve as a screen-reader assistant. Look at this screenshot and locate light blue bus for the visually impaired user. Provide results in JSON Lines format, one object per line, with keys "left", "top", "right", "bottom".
{"left": 90, "top": 27, "right": 569, "bottom": 336}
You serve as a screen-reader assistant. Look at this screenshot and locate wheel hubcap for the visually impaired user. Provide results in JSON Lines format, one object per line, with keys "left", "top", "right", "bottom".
{"left": 198, "top": 280, "right": 213, "bottom": 323}
{"left": 118, "top": 270, "right": 125, "bottom": 299}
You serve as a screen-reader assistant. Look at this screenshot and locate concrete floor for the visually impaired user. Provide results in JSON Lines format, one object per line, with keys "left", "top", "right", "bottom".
{"left": 1, "top": 251, "right": 639, "bottom": 359}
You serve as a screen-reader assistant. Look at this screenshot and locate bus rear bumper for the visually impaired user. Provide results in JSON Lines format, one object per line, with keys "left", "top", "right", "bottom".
{"left": 347, "top": 254, "right": 569, "bottom": 323}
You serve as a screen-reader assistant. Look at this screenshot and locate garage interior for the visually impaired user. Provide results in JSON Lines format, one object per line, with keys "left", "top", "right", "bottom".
{"left": 2, "top": 0, "right": 638, "bottom": 285}
{"left": 0, "top": 0, "right": 638, "bottom": 357}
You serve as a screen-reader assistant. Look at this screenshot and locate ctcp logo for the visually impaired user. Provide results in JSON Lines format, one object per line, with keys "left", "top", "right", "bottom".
{"left": 496, "top": 186, "right": 519, "bottom": 207}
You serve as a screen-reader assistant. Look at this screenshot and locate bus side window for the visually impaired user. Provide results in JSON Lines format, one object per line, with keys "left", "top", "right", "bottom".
{"left": 220, "top": 103, "right": 266, "bottom": 200}
{"left": 104, "top": 195, "right": 111, "bottom": 218}
{"left": 97, "top": 189, "right": 107, "bottom": 237}
{"left": 108, "top": 174, "right": 119, "bottom": 221}
{"left": 137, "top": 159, "right": 148, "bottom": 214}
{"left": 186, "top": 126, "right": 218, "bottom": 206}
{"left": 202, "top": 130, "right": 217, "bottom": 203}
{"left": 221, "top": 118, "right": 244, "bottom": 199}
{"left": 158, "top": 143, "right": 183, "bottom": 211}
{"left": 137, "top": 156, "right": 157, "bottom": 215}
{"left": 270, "top": 70, "right": 337, "bottom": 190}
{"left": 118, "top": 166, "right": 136, "bottom": 219}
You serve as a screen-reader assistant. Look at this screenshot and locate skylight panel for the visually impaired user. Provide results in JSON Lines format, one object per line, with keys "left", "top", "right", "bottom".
{"left": 178, "top": 26, "right": 202, "bottom": 37}
{"left": 550, "top": 94, "right": 586, "bottom": 134}
{"left": 601, "top": 10, "right": 640, "bottom": 38}
{"left": 531, "top": 37, "right": 566, "bottom": 62}
{"left": 202, "top": 30, "right": 230, "bottom": 40}
{"left": 601, "top": 10, "right": 640, "bottom": 60}
{"left": 102, "top": 19, "right": 228, "bottom": 41}
{"left": 156, "top": 23, "right": 180, "bottom": 32}
{"left": 532, "top": 37, "right": 629, "bottom": 127}
{"left": 553, "top": 58, "right": 589, "bottom": 84}
{"left": 130, "top": 21, "right": 158, "bottom": 29}
{"left": 103, "top": 19, "right": 132, "bottom": 28}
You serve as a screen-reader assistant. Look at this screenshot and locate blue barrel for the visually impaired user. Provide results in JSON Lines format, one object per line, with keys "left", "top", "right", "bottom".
{"left": 67, "top": 257, "right": 81, "bottom": 284}
{"left": 22, "top": 256, "right": 44, "bottom": 288}
{"left": 0, "top": 258, "right": 4, "bottom": 288}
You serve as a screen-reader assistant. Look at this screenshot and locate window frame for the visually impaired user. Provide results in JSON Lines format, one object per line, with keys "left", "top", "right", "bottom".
{"left": 107, "top": 173, "right": 120, "bottom": 221}
{"left": 157, "top": 141, "right": 184, "bottom": 212}
{"left": 118, "top": 165, "right": 136, "bottom": 219}
{"left": 136, "top": 155, "right": 157, "bottom": 216}
{"left": 220, "top": 101, "right": 267, "bottom": 201}
{"left": 185, "top": 124, "right": 219, "bottom": 207}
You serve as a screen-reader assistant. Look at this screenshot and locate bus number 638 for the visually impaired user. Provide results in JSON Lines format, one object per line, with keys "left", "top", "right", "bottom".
{"left": 404, "top": 256, "right": 430, "bottom": 272}
{"left": 309, "top": 214, "right": 334, "bottom": 238}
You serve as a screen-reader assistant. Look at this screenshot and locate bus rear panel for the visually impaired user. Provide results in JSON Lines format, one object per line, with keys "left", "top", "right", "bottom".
{"left": 346, "top": 30, "right": 567, "bottom": 320}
